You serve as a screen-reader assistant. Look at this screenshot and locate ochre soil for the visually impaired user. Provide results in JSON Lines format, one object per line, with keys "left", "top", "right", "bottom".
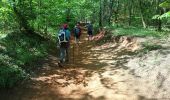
{"left": 1, "top": 28, "right": 168, "bottom": 100}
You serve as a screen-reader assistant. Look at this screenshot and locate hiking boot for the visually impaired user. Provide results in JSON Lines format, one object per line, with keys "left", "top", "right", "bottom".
{"left": 58, "top": 60, "right": 64, "bottom": 67}
{"left": 58, "top": 61, "right": 63, "bottom": 67}
{"left": 65, "top": 58, "right": 69, "bottom": 63}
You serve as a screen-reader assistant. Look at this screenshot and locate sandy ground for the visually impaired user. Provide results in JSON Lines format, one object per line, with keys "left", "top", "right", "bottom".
{"left": 1, "top": 30, "right": 170, "bottom": 100}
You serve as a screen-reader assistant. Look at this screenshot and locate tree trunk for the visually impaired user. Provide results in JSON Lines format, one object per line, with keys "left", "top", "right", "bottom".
{"left": 157, "top": 0, "right": 164, "bottom": 31}
{"left": 66, "top": 0, "right": 71, "bottom": 22}
{"left": 108, "top": 0, "right": 114, "bottom": 26}
{"left": 115, "top": 0, "right": 119, "bottom": 27}
{"left": 138, "top": 0, "right": 147, "bottom": 28}
{"left": 157, "top": 19, "right": 162, "bottom": 31}
{"left": 12, "top": 0, "right": 34, "bottom": 34}
{"left": 44, "top": 18, "right": 48, "bottom": 34}
{"left": 141, "top": 13, "right": 147, "bottom": 28}
{"left": 128, "top": 0, "right": 133, "bottom": 26}
{"left": 11, "top": 0, "right": 46, "bottom": 40}
{"left": 99, "top": 0, "right": 103, "bottom": 27}
{"left": 37, "top": 0, "right": 42, "bottom": 31}
{"left": 66, "top": 9, "right": 71, "bottom": 22}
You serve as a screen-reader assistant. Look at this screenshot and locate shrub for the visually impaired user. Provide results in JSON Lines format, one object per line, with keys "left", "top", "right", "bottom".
{"left": 0, "top": 32, "right": 49, "bottom": 88}
{"left": 0, "top": 66, "right": 26, "bottom": 88}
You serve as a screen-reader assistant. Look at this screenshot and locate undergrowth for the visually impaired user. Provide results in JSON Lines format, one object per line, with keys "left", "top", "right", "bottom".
{"left": 0, "top": 32, "right": 49, "bottom": 88}
{"left": 137, "top": 42, "right": 163, "bottom": 56}
{"left": 110, "top": 26, "right": 168, "bottom": 38}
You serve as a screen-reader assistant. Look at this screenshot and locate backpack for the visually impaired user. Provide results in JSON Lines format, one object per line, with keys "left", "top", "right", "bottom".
{"left": 88, "top": 24, "right": 92, "bottom": 31}
{"left": 58, "top": 29, "right": 68, "bottom": 43}
{"left": 74, "top": 27, "right": 80, "bottom": 36}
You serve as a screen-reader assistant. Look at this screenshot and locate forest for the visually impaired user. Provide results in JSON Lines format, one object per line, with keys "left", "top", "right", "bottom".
{"left": 0, "top": 0, "right": 170, "bottom": 100}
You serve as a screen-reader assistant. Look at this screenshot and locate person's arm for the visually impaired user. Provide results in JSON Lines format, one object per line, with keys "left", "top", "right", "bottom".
{"left": 92, "top": 25, "right": 93, "bottom": 32}
{"left": 66, "top": 30, "right": 71, "bottom": 40}
{"left": 79, "top": 27, "right": 82, "bottom": 35}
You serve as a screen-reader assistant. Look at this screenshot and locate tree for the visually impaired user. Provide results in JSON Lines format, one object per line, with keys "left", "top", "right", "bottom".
{"left": 159, "top": 0, "right": 170, "bottom": 20}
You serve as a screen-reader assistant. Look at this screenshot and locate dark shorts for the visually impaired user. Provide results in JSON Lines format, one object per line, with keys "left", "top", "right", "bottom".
{"left": 75, "top": 34, "right": 80, "bottom": 39}
{"left": 88, "top": 31, "right": 93, "bottom": 36}
{"left": 60, "top": 42, "right": 69, "bottom": 48}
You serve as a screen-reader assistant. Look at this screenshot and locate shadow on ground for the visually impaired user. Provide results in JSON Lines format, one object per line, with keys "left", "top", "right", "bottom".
{"left": 0, "top": 28, "right": 144, "bottom": 100}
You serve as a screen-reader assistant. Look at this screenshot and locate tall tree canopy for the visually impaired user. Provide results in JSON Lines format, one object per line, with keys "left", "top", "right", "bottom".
{"left": 0, "top": 0, "right": 169, "bottom": 36}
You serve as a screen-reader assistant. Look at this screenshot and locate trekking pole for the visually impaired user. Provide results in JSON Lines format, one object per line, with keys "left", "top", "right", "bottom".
{"left": 72, "top": 43, "right": 73, "bottom": 64}
{"left": 77, "top": 44, "right": 79, "bottom": 62}
{"left": 73, "top": 43, "right": 75, "bottom": 64}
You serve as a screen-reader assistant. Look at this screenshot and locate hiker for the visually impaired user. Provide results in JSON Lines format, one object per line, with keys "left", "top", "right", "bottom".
{"left": 57, "top": 24, "right": 71, "bottom": 66}
{"left": 74, "top": 23, "right": 81, "bottom": 43}
{"left": 87, "top": 22, "right": 93, "bottom": 41}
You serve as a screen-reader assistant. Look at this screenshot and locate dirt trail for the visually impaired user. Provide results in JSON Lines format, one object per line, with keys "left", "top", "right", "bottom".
{"left": 1, "top": 27, "right": 170, "bottom": 100}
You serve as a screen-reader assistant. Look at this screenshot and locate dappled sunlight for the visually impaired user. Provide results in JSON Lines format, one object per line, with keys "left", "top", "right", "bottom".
{"left": 0, "top": 44, "right": 6, "bottom": 51}
{"left": 31, "top": 67, "right": 90, "bottom": 87}
{"left": 127, "top": 48, "right": 170, "bottom": 98}
{"left": 3, "top": 29, "right": 139, "bottom": 100}
{"left": 1, "top": 0, "right": 170, "bottom": 99}
{"left": 2, "top": 26, "right": 170, "bottom": 100}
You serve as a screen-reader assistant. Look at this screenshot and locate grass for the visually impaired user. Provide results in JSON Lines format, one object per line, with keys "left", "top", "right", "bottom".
{"left": 111, "top": 26, "right": 169, "bottom": 38}
{"left": 142, "top": 42, "right": 163, "bottom": 51}
{"left": 135, "top": 42, "right": 164, "bottom": 57}
{"left": 103, "top": 25, "right": 168, "bottom": 56}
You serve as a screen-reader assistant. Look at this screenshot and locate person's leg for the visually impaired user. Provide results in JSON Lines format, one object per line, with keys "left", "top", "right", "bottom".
{"left": 78, "top": 35, "right": 80, "bottom": 43}
{"left": 74, "top": 35, "right": 77, "bottom": 43}
{"left": 65, "top": 42, "right": 70, "bottom": 63}
{"left": 90, "top": 31, "right": 93, "bottom": 40}
{"left": 88, "top": 32, "right": 90, "bottom": 41}
{"left": 88, "top": 31, "right": 92, "bottom": 41}
{"left": 90, "top": 35, "right": 93, "bottom": 40}
{"left": 76, "top": 37, "right": 79, "bottom": 43}
{"left": 76, "top": 35, "right": 80, "bottom": 43}
{"left": 60, "top": 47, "right": 65, "bottom": 63}
{"left": 65, "top": 47, "right": 69, "bottom": 63}
{"left": 79, "top": 35, "right": 81, "bottom": 42}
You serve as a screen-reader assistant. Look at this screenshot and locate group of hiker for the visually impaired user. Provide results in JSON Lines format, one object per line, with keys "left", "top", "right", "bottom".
{"left": 57, "top": 22, "right": 93, "bottom": 66}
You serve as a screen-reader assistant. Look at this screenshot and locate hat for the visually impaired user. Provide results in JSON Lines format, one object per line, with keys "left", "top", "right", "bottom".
{"left": 63, "top": 24, "right": 68, "bottom": 29}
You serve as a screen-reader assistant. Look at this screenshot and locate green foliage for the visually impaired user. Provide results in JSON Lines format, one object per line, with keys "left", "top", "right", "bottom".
{"left": 0, "top": 53, "right": 27, "bottom": 88}
{"left": 0, "top": 32, "right": 48, "bottom": 88}
{"left": 142, "top": 42, "right": 163, "bottom": 51}
{"left": 111, "top": 26, "right": 168, "bottom": 38}
{"left": 0, "top": 66, "right": 26, "bottom": 88}
{"left": 153, "top": 12, "right": 170, "bottom": 20}
{"left": 158, "top": 1, "right": 170, "bottom": 21}
{"left": 137, "top": 42, "right": 163, "bottom": 55}
{"left": 159, "top": 1, "right": 170, "bottom": 8}
{"left": 136, "top": 42, "right": 163, "bottom": 56}
{"left": 0, "top": 0, "right": 17, "bottom": 32}
{"left": 160, "top": 11, "right": 170, "bottom": 20}
{"left": 152, "top": 15, "right": 161, "bottom": 20}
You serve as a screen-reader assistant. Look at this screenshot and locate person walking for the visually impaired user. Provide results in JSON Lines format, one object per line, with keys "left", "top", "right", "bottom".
{"left": 57, "top": 24, "right": 71, "bottom": 67}
{"left": 74, "top": 23, "right": 81, "bottom": 43}
{"left": 87, "top": 22, "right": 93, "bottom": 41}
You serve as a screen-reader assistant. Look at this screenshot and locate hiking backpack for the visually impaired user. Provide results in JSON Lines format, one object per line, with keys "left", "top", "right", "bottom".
{"left": 87, "top": 24, "right": 93, "bottom": 31}
{"left": 58, "top": 30, "right": 68, "bottom": 43}
{"left": 74, "top": 27, "right": 80, "bottom": 36}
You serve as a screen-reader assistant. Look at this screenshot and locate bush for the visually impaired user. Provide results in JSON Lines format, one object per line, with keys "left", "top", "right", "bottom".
{"left": 0, "top": 32, "right": 49, "bottom": 88}
{"left": 111, "top": 26, "right": 168, "bottom": 37}
{"left": 136, "top": 42, "right": 163, "bottom": 56}
{"left": 142, "top": 42, "right": 163, "bottom": 51}
{"left": 0, "top": 66, "right": 26, "bottom": 88}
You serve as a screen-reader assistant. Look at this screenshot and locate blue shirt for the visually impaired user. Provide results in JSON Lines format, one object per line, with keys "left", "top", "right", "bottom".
{"left": 64, "top": 29, "right": 70, "bottom": 40}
